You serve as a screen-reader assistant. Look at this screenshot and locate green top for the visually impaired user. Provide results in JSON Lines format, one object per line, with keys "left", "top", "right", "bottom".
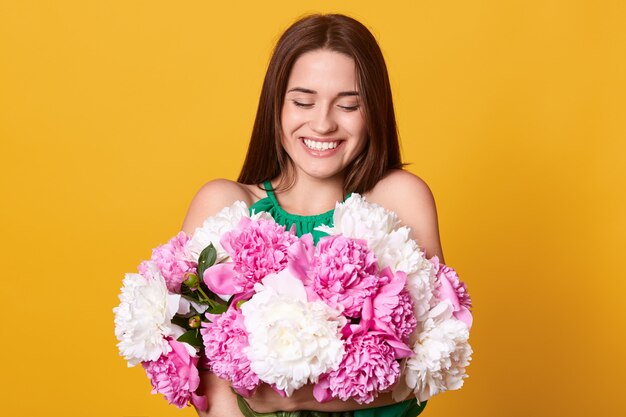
{"left": 246, "top": 181, "right": 426, "bottom": 417}
{"left": 249, "top": 181, "right": 346, "bottom": 244}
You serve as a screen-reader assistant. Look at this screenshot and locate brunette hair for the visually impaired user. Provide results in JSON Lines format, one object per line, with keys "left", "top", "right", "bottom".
{"left": 237, "top": 14, "right": 403, "bottom": 194}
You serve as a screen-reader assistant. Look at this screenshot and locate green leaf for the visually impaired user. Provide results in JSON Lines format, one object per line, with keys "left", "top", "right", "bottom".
{"left": 197, "top": 243, "right": 217, "bottom": 280}
{"left": 180, "top": 293, "right": 209, "bottom": 309}
{"left": 208, "top": 303, "right": 228, "bottom": 315}
{"left": 177, "top": 329, "right": 202, "bottom": 348}
{"left": 171, "top": 315, "right": 191, "bottom": 329}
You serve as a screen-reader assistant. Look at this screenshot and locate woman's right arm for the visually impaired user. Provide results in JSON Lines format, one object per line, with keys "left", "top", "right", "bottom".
{"left": 181, "top": 179, "right": 251, "bottom": 417}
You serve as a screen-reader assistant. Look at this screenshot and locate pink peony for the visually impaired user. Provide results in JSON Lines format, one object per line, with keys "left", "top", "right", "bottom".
{"left": 314, "top": 331, "right": 400, "bottom": 404}
{"left": 431, "top": 256, "right": 472, "bottom": 329}
{"left": 201, "top": 308, "right": 260, "bottom": 396}
{"left": 142, "top": 339, "right": 208, "bottom": 411}
{"left": 372, "top": 268, "right": 417, "bottom": 343}
{"left": 141, "top": 232, "right": 197, "bottom": 293}
{"left": 203, "top": 218, "right": 298, "bottom": 296}
{"left": 309, "top": 235, "right": 380, "bottom": 318}
{"left": 377, "top": 289, "right": 416, "bottom": 343}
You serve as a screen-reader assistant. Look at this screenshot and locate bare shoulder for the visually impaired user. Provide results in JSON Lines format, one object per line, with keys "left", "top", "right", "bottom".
{"left": 364, "top": 169, "right": 444, "bottom": 261}
{"left": 181, "top": 179, "right": 257, "bottom": 234}
{"left": 365, "top": 169, "right": 436, "bottom": 217}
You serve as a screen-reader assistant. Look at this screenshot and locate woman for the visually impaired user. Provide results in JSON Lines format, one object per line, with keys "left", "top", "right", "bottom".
{"left": 182, "top": 14, "right": 445, "bottom": 417}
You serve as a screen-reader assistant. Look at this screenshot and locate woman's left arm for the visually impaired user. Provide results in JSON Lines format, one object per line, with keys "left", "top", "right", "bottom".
{"left": 245, "top": 170, "right": 444, "bottom": 414}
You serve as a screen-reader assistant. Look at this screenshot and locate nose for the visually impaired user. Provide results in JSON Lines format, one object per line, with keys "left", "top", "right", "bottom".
{"left": 309, "top": 105, "right": 338, "bottom": 135}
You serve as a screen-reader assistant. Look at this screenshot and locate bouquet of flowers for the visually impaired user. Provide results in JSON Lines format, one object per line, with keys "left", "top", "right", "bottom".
{"left": 113, "top": 196, "right": 473, "bottom": 411}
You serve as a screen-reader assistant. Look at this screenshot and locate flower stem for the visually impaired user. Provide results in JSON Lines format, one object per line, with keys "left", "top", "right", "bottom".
{"left": 196, "top": 286, "right": 211, "bottom": 303}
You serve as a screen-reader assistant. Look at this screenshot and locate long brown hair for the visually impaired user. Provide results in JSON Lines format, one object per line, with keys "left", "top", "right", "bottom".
{"left": 237, "top": 14, "right": 403, "bottom": 194}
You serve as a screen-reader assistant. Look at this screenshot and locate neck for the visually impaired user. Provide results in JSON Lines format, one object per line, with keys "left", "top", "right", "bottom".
{"left": 271, "top": 172, "right": 345, "bottom": 216}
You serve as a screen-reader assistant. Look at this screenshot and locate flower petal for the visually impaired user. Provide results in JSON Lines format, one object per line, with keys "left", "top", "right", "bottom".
{"left": 202, "top": 263, "right": 240, "bottom": 295}
{"left": 313, "top": 378, "right": 333, "bottom": 403}
{"left": 454, "top": 306, "right": 473, "bottom": 329}
{"left": 191, "top": 393, "right": 208, "bottom": 411}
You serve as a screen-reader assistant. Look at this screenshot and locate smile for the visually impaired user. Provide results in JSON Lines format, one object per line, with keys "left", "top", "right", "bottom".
{"left": 303, "top": 138, "right": 341, "bottom": 151}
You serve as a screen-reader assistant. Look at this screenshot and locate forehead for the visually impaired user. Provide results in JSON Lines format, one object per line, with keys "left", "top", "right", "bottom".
{"left": 287, "top": 49, "right": 358, "bottom": 92}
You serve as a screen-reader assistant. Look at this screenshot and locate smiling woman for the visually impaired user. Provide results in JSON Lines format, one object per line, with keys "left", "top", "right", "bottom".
{"left": 236, "top": 13, "right": 404, "bottom": 199}
{"left": 182, "top": 13, "right": 444, "bottom": 417}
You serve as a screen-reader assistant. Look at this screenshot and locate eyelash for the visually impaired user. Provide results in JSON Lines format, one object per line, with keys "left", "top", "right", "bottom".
{"left": 292, "top": 100, "right": 360, "bottom": 112}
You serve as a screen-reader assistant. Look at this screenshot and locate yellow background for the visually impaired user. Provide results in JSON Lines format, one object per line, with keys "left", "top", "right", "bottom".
{"left": 1, "top": 1, "right": 624, "bottom": 416}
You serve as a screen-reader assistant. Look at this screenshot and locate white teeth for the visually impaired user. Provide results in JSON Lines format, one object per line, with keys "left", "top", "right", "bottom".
{"left": 303, "top": 139, "right": 339, "bottom": 151}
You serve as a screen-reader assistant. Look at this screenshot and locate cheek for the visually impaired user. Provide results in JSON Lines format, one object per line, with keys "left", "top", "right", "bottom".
{"left": 344, "top": 112, "right": 367, "bottom": 142}
{"left": 281, "top": 106, "right": 306, "bottom": 135}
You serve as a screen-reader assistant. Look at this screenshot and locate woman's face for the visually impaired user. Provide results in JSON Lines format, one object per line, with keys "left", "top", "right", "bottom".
{"left": 280, "top": 49, "right": 367, "bottom": 182}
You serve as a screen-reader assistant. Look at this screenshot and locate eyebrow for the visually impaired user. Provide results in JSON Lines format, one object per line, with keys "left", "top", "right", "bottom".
{"left": 286, "top": 87, "right": 359, "bottom": 97}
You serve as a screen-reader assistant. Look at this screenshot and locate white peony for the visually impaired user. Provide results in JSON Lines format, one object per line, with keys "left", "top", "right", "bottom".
{"left": 241, "top": 269, "right": 346, "bottom": 396}
{"left": 316, "top": 194, "right": 400, "bottom": 255}
{"left": 406, "top": 255, "right": 438, "bottom": 327}
{"left": 393, "top": 302, "right": 472, "bottom": 403}
{"left": 113, "top": 262, "right": 186, "bottom": 367}
{"left": 375, "top": 227, "right": 422, "bottom": 273}
{"left": 185, "top": 201, "right": 274, "bottom": 262}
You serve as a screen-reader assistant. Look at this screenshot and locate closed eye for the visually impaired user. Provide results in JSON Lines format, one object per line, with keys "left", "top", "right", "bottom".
{"left": 338, "top": 104, "right": 360, "bottom": 111}
{"left": 292, "top": 100, "right": 314, "bottom": 108}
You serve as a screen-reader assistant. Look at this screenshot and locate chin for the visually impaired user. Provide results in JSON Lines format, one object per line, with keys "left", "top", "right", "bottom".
{"left": 299, "top": 167, "right": 345, "bottom": 181}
